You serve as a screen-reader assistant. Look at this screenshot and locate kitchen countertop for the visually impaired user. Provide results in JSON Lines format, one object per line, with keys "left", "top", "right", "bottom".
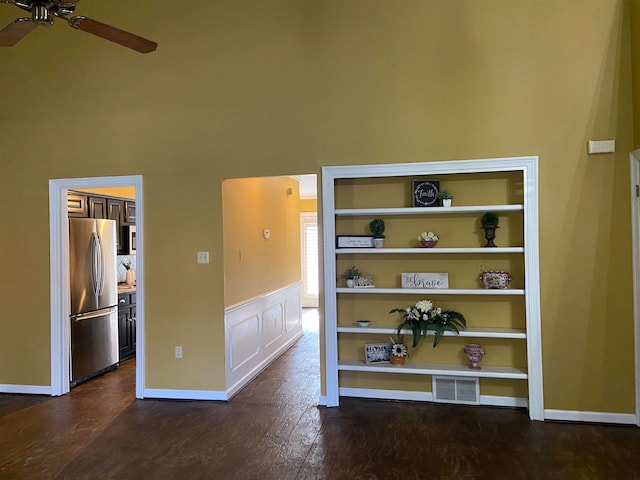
{"left": 117, "top": 285, "right": 137, "bottom": 294}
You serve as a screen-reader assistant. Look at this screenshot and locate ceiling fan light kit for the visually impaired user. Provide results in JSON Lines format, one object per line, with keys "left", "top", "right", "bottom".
{"left": 0, "top": 0, "right": 157, "bottom": 53}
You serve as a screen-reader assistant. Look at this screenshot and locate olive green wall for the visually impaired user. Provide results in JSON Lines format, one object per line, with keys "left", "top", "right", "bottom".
{"left": 0, "top": 0, "right": 636, "bottom": 412}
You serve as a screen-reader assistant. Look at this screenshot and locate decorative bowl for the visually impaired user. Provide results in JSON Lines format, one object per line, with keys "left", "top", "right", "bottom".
{"left": 420, "top": 240, "right": 438, "bottom": 248}
{"left": 356, "top": 320, "right": 370, "bottom": 327}
{"left": 480, "top": 270, "right": 511, "bottom": 289}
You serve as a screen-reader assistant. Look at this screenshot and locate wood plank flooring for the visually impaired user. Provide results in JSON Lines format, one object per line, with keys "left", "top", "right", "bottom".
{"left": 1, "top": 310, "right": 640, "bottom": 479}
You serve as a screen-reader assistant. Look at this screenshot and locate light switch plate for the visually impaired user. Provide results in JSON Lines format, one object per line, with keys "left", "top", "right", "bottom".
{"left": 263, "top": 229, "right": 271, "bottom": 239}
{"left": 197, "top": 251, "right": 209, "bottom": 264}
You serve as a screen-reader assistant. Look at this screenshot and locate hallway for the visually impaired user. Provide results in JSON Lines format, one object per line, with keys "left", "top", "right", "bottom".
{"left": 1, "top": 310, "right": 640, "bottom": 479}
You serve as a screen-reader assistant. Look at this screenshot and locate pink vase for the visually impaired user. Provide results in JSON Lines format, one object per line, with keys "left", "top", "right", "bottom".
{"left": 464, "top": 344, "right": 485, "bottom": 369}
{"left": 420, "top": 240, "right": 438, "bottom": 248}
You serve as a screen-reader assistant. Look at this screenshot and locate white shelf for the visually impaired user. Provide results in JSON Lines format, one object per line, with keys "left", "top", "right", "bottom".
{"left": 338, "top": 360, "right": 528, "bottom": 380}
{"left": 337, "top": 325, "right": 527, "bottom": 339}
{"left": 335, "top": 204, "right": 524, "bottom": 216}
{"left": 336, "top": 247, "right": 524, "bottom": 254}
{"left": 336, "top": 287, "right": 525, "bottom": 295}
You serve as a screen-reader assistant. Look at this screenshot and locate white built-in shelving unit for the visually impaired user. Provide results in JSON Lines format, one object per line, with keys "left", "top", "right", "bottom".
{"left": 322, "top": 157, "right": 543, "bottom": 420}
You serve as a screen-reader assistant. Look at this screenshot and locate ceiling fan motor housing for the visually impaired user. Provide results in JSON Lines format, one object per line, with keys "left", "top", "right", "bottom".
{"left": 32, "top": 4, "right": 52, "bottom": 25}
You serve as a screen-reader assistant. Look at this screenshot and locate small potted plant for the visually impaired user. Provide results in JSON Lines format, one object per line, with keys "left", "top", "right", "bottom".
{"left": 389, "top": 299, "right": 466, "bottom": 348}
{"left": 389, "top": 336, "right": 408, "bottom": 365}
{"left": 438, "top": 190, "right": 453, "bottom": 207}
{"left": 418, "top": 231, "right": 439, "bottom": 248}
{"left": 480, "top": 212, "right": 499, "bottom": 247}
{"left": 340, "top": 265, "right": 361, "bottom": 288}
{"left": 369, "top": 218, "right": 385, "bottom": 248}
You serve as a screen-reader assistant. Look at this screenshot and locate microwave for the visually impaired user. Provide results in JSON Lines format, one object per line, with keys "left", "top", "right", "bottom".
{"left": 126, "top": 225, "right": 137, "bottom": 254}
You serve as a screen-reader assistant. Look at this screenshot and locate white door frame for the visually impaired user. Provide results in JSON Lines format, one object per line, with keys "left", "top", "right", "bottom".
{"left": 49, "top": 175, "right": 145, "bottom": 398}
{"left": 300, "top": 212, "right": 319, "bottom": 308}
{"left": 629, "top": 150, "right": 640, "bottom": 426}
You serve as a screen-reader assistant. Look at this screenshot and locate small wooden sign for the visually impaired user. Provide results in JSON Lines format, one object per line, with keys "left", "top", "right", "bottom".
{"left": 412, "top": 179, "right": 441, "bottom": 207}
{"left": 401, "top": 272, "right": 449, "bottom": 289}
{"left": 364, "top": 343, "right": 392, "bottom": 364}
{"left": 336, "top": 235, "right": 374, "bottom": 248}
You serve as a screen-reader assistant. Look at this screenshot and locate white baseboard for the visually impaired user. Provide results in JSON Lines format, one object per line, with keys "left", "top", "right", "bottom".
{"left": 143, "top": 388, "right": 228, "bottom": 401}
{"left": 317, "top": 395, "right": 327, "bottom": 406}
{"left": 480, "top": 395, "right": 528, "bottom": 408}
{"left": 0, "top": 384, "right": 52, "bottom": 395}
{"left": 544, "top": 409, "right": 637, "bottom": 425}
{"left": 340, "top": 387, "right": 433, "bottom": 402}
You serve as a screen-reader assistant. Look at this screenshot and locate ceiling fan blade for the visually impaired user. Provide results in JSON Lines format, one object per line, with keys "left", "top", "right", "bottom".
{"left": 68, "top": 16, "right": 157, "bottom": 53}
{"left": 0, "top": 18, "right": 36, "bottom": 46}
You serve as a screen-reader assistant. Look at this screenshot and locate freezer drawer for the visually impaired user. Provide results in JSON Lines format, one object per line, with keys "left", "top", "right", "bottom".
{"left": 70, "top": 307, "right": 118, "bottom": 384}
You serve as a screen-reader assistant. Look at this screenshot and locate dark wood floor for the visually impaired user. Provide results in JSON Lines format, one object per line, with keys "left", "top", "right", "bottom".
{"left": 1, "top": 310, "right": 640, "bottom": 479}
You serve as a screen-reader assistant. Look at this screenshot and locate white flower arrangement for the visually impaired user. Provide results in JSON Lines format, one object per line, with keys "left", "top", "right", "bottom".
{"left": 390, "top": 299, "right": 466, "bottom": 348}
{"left": 418, "top": 231, "right": 439, "bottom": 242}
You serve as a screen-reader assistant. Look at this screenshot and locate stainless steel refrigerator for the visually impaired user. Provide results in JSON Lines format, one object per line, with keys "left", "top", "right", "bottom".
{"left": 69, "top": 218, "right": 118, "bottom": 385}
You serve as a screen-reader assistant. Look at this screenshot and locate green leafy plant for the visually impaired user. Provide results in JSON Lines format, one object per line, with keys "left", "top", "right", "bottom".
{"left": 481, "top": 212, "right": 499, "bottom": 228}
{"left": 389, "top": 299, "right": 466, "bottom": 348}
{"left": 437, "top": 190, "right": 453, "bottom": 200}
{"left": 369, "top": 218, "right": 385, "bottom": 238}
{"left": 340, "top": 265, "right": 361, "bottom": 280}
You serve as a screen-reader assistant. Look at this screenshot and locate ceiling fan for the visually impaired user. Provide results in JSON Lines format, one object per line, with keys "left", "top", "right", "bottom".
{"left": 0, "top": 0, "right": 157, "bottom": 53}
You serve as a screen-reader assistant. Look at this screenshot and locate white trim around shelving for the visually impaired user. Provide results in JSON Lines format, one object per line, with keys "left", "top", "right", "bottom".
{"left": 322, "top": 156, "right": 543, "bottom": 418}
{"left": 630, "top": 150, "right": 640, "bottom": 427}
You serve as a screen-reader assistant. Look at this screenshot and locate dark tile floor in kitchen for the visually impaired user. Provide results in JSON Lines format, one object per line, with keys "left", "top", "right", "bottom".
{"left": 1, "top": 309, "right": 640, "bottom": 479}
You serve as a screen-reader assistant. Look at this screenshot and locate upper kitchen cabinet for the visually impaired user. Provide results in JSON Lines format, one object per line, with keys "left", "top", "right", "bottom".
{"left": 68, "top": 190, "right": 136, "bottom": 255}
{"left": 67, "top": 193, "right": 88, "bottom": 218}
{"left": 123, "top": 201, "right": 136, "bottom": 225}
{"left": 88, "top": 196, "right": 107, "bottom": 219}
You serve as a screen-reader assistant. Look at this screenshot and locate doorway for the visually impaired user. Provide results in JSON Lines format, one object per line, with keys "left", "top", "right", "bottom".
{"left": 49, "top": 175, "right": 145, "bottom": 397}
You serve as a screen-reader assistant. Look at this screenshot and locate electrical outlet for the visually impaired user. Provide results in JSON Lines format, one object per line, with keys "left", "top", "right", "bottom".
{"left": 175, "top": 346, "right": 182, "bottom": 358}
{"left": 197, "top": 251, "right": 209, "bottom": 264}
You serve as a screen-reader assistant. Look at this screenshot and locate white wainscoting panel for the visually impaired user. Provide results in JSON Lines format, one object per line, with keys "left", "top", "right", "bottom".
{"left": 229, "top": 314, "right": 261, "bottom": 372}
{"left": 262, "top": 304, "right": 284, "bottom": 350}
{"left": 225, "top": 283, "right": 303, "bottom": 399}
{"left": 285, "top": 296, "right": 302, "bottom": 333}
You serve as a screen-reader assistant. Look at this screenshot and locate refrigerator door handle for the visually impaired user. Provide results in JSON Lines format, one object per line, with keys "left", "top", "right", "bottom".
{"left": 71, "top": 306, "right": 118, "bottom": 322}
{"left": 90, "top": 232, "right": 106, "bottom": 298}
{"left": 96, "top": 231, "right": 105, "bottom": 297}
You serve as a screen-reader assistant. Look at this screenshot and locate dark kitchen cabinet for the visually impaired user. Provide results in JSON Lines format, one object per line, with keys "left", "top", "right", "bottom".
{"left": 124, "top": 201, "right": 136, "bottom": 225}
{"left": 88, "top": 196, "right": 107, "bottom": 219}
{"left": 107, "top": 199, "right": 125, "bottom": 254}
{"left": 68, "top": 191, "right": 135, "bottom": 255}
{"left": 67, "top": 193, "right": 88, "bottom": 217}
{"left": 118, "top": 292, "right": 136, "bottom": 361}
